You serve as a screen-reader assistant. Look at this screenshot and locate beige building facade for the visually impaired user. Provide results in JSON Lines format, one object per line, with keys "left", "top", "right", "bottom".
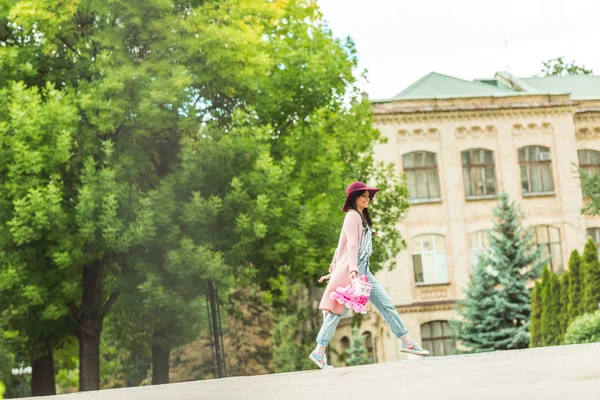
{"left": 330, "top": 71, "right": 600, "bottom": 364}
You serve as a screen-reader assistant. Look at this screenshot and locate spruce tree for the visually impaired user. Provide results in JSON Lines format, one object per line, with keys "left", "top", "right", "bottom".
{"left": 345, "top": 328, "right": 371, "bottom": 366}
{"left": 540, "top": 268, "right": 562, "bottom": 346}
{"left": 530, "top": 281, "right": 542, "bottom": 348}
{"left": 582, "top": 239, "right": 600, "bottom": 314}
{"left": 455, "top": 193, "right": 544, "bottom": 352}
{"left": 455, "top": 260, "right": 500, "bottom": 352}
{"left": 559, "top": 271, "right": 570, "bottom": 340}
{"left": 567, "top": 250, "right": 584, "bottom": 321}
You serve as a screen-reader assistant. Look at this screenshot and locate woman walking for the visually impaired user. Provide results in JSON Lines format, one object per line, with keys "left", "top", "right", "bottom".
{"left": 309, "top": 182, "right": 429, "bottom": 369}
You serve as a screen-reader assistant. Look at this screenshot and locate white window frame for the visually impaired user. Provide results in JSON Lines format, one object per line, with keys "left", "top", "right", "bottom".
{"left": 532, "top": 225, "right": 563, "bottom": 272}
{"left": 518, "top": 146, "right": 555, "bottom": 195}
{"left": 412, "top": 234, "right": 449, "bottom": 285}
{"left": 469, "top": 230, "right": 489, "bottom": 268}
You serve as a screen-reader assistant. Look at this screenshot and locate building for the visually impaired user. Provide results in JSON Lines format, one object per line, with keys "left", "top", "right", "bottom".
{"left": 330, "top": 71, "right": 600, "bottom": 364}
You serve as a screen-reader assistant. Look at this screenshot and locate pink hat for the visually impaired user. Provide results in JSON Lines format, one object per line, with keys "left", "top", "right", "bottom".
{"left": 342, "top": 181, "right": 379, "bottom": 212}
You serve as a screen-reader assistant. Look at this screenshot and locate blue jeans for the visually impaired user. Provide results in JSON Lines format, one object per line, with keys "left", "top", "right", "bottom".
{"left": 315, "top": 263, "right": 409, "bottom": 346}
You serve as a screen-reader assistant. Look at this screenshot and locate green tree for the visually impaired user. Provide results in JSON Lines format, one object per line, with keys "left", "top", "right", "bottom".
{"left": 0, "top": 332, "right": 15, "bottom": 395}
{"left": 530, "top": 281, "right": 542, "bottom": 348}
{"left": 580, "top": 167, "right": 600, "bottom": 216}
{"left": 559, "top": 271, "right": 570, "bottom": 339}
{"left": 582, "top": 239, "right": 600, "bottom": 314}
{"left": 273, "top": 313, "right": 315, "bottom": 373}
{"left": 223, "top": 286, "right": 275, "bottom": 377}
{"left": 564, "top": 312, "right": 600, "bottom": 345}
{"left": 540, "top": 268, "right": 562, "bottom": 346}
{"left": 2, "top": 0, "right": 410, "bottom": 388}
{"left": 346, "top": 327, "right": 370, "bottom": 366}
{"left": 567, "top": 250, "right": 585, "bottom": 321}
{"left": 455, "top": 193, "right": 544, "bottom": 352}
{"left": 540, "top": 57, "right": 593, "bottom": 76}
{"left": 0, "top": 82, "right": 79, "bottom": 396}
{"left": 454, "top": 254, "right": 501, "bottom": 352}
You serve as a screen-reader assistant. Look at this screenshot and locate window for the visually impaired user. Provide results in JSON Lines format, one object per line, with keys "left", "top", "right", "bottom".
{"left": 578, "top": 150, "right": 600, "bottom": 176}
{"left": 403, "top": 151, "right": 441, "bottom": 202}
{"left": 339, "top": 336, "right": 350, "bottom": 365}
{"left": 518, "top": 146, "right": 554, "bottom": 194}
{"left": 533, "top": 226, "right": 563, "bottom": 272}
{"left": 340, "top": 336, "right": 350, "bottom": 352}
{"left": 587, "top": 228, "right": 600, "bottom": 252}
{"left": 462, "top": 149, "right": 497, "bottom": 198}
{"left": 469, "top": 230, "right": 489, "bottom": 268}
{"left": 363, "top": 332, "right": 375, "bottom": 363}
{"left": 421, "top": 321, "right": 456, "bottom": 356}
{"left": 412, "top": 234, "right": 449, "bottom": 284}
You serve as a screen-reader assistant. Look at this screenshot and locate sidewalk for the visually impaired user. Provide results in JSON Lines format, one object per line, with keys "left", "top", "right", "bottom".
{"left": 23, "top": 343, "right": 600, "bottom": 400}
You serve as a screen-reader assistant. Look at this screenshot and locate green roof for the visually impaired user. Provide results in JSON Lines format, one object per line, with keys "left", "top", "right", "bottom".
{"left": 393, "top": 72, "right": 518, "bottom": 100}
{"left": 520, "top": 75, "right": 600, "bottom": 100}
{"left": 385, "top": 71, "right": 600, "bottom": 101}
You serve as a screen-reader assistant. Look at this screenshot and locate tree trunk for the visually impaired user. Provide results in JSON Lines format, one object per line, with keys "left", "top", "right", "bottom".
{"left": 79, "top": 317, "right": 102, "bottom": 391}
{"left": 151, "top": 336, "right": 170, "bottom": 385}
{"left": 74, "top": 259, "right": 119, "bottom": 392}
{"left": 31, "top": 352, "right": 56, "bottom": 396}
{"left": 208, "top": 280, "right": 225, "bottom": 378}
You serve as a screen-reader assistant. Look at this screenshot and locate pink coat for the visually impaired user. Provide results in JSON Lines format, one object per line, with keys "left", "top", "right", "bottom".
{"left": 319, "top": 210, "right": 364, "bottom": 314}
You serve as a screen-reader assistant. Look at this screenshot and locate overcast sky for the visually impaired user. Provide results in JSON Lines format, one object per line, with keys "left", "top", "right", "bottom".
{"left": 318, "top": 0, "right": 600, "bottom": 99}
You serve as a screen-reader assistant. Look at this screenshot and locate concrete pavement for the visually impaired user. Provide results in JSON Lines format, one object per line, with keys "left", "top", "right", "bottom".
{"left": 23, "top": 343, "right": 600, "bottom": 400}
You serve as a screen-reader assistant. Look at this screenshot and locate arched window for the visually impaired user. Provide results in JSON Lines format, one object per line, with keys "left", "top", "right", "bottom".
{"left": 340, "top": 336, "right": 350, "bottom": 352}
{"left": 339, "top": 336, "right": 351, "bottom": 366}
{"left": 412, "top": 234, "right": 448, "bottom": 284}
{"left": 461, "top": 149, "right": 497, "bottom": 198}
{"left": 421, "top": 321, "right": 456, "bottom": 356}
{"left": 518, "top": 146, "right": 554, "bottom": 194}
{"left": 532, "top": 225, "right": 563, "bottom": 272}
{"left": 402, "top": 151, "right": 441, "bottom": 202}
{"left": 578, "top": 150, "right": 600, "bottom": 176}
{"left": 362, "top": 332, "right": 375, "bottom": 363}
{"left": 469, "top": 230, "right": 489, "bottom": 268}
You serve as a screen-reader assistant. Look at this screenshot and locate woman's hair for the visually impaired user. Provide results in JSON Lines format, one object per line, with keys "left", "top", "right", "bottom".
{"left": 349, "top": 190, "right": 373, "bottom": 228}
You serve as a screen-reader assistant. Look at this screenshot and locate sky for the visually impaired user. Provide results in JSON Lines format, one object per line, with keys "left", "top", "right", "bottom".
{"left": 318, "top": 0, "right": 600, "bottom": 100}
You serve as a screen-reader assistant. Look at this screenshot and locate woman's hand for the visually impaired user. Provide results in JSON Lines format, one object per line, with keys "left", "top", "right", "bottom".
{"left": 350, "top": 271, "right": 358, "bottom": 280}
{"left": 318, "top": 274, "right": 331, "bottom": 283}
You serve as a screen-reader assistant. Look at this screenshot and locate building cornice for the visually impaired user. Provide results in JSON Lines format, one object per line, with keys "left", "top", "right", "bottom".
{"left": 338, "top": 300, "right": 457, "bottom": 326}
{"left": 396, "top": 300, "right": 456, "bottom": 314}
{"left": 374, "top": 103, "right": 576, "bottom": 124}
{"left": 575, "top": 111, "right": 600, "bottom": 140}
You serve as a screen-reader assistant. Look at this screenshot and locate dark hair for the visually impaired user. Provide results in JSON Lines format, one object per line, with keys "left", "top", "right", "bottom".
{"left": 349, "top": 190, "right": 373, "bottom": 229}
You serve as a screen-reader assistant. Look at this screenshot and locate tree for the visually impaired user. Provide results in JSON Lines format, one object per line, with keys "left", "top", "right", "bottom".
{"left": 540, "top": 57, "right": 593, "bottom": 77}
{"left": 564, "top": 312, "right": 600, "bottom": 345}
{"left": 0, "top": 82, "right": 79, "bottom": 396}
{"left": 1, "top": 0, "right": 357, "bottom": 389}
{"left": 345, "top": 328, "right": 370, "bottom": 366}
{"left": 2, "top": 0, "right": 410, "bottom": 388}
{"left": 455, "top": 254, "right": 501, "bottom": 352}
{"left": 559, "top": 271, "right": 570, "bottom": 339}
{"left": 530, "top": 281, "right": 542, "bottom": 348}
{"left": 455, "top": 193, "right": 544, "bottom": 352}
{"left": 567, "top": 250, "right": 585, "bottom": 321}
{"left": 223, "top": 286, "right": 275, "bottom": 377}
{"left": 0, "top": 333, "right": 15, "bottom": 396}
{"left": 580, "top": 154, "right": 600, "bottom": 216}
{"left": 540, "top": 268, "right": 562, "bottom": 346}
{"left": 273, "top": 312, "right": 315, "bottom": 373}
{"left": 582, "top": 239, "right": 600, "bottom": 314}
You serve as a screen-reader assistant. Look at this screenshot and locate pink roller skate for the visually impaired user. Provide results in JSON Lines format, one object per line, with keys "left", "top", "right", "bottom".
{"left": 330, "top": 274, "right": 372, "bottom": 314}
